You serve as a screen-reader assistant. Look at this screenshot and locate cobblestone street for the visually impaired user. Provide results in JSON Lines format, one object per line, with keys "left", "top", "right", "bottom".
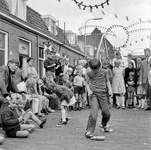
{"left": 0, "top": 108, "right": 151, "bottom": 150}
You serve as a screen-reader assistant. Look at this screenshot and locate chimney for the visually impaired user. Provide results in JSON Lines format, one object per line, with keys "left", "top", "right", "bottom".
{"left": 41, "top": 14, "right": 57, "bottom": 35}
{"left": 65, "top": 30, "right": 77, "bottom": 45}
{"left": 5, "top": 0, "right": 27, "bottom": 21}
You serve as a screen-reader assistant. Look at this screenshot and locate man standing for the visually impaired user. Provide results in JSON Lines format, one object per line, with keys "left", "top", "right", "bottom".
{"left": 0, "top": 59, "right": 19, "bottom": 124}
{"left": 44, "top": 50, "right": 57, "bottom": 81}
{"left": 139, "top": 48, "right": 151, "bottom": 110}
{"left": 123, "top": 53, "right": 136, "bottom": 68}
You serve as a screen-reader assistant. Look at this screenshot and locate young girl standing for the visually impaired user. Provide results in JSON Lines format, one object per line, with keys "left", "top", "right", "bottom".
{"left": 112, "top": 60, "right": 126, "bottom": 109}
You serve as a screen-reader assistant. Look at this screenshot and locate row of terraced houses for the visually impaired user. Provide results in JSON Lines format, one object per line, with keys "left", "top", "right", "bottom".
{"left": 0, "top": 0, "right": 114, "bottom": 78}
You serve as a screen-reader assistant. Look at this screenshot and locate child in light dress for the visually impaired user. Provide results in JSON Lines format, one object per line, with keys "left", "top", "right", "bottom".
{"left": 112, "top": 60, "right": 126, "bottom": 109}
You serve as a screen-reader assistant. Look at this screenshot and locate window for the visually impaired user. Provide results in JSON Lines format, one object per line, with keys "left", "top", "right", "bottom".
{"left": 0, "top": 31, "right": 8, "bottom": 66}
{"left": 19, "top": 38, "right": 31, "bottom": 74}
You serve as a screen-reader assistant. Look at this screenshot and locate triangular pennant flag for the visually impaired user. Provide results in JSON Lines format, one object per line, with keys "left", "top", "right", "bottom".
{"left": 126, "top": 16, "right": 129, "bottom": 21}
{"left": 114, "top": 14, "right": 118, "bottom": 18}
{"left": 102, "top": 11, "right": 105, "bottom": 15}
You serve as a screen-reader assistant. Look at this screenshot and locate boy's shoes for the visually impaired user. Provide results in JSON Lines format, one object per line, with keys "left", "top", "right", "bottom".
{"left": 102, "top": 126, "right": 113, "bottom": 132}
{"left": 39, "top": 118, "right": 47, "bottom": 128}
{"left": 116, "top": 106, "right": 120, "bottom": 109}
{"left": 47, "top": 108, "right": 55, "bottom": 113}
{"left": 85, "top": 131, "right": 93, "bottom": 138}
{"left": 59, "top": 117, "right": 72, "bottom": 122}
{"left": 56, "top": 121, "right": 67, "bottom": 127}
{"left": 122, "top": 106, "right": 125, "bottom": 110}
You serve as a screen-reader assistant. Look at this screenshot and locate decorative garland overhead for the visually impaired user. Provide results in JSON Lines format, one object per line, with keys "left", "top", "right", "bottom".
{"left": 128, "top": 28, "right": 151, "bottom": 34}
{"left": 78, "top": 25, "right": 116, "bottom": 37}
{"left": 105, "top": 25, "right": 130, "bottom": 48}
{"left": 72, "top": 0, "right": 110, "bottom": 12}
{"left": 126, "top": 20, "right": 151, "bottom": 29}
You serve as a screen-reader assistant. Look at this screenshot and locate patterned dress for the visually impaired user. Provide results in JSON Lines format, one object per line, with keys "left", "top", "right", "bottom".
{"left": 112, "top": 67, "right": 126, "bottom": 94}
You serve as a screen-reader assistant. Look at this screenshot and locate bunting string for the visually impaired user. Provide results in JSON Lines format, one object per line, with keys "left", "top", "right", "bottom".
{"left": 128, "top": 28, "right": 151, "bottom": 34}
{"left": 72, "top": 0, "right": 110, "bottom": 12}
{"left": 126, "top": 20, "right": 151, "bottom": 29}
{"left": 78, "top": 25, "right": 116, "bottom": 36}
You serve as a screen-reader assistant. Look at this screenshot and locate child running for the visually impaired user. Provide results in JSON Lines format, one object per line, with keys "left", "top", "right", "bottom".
{"left": 46, "top": 81, "right": 76, "bottom": 127}
{"left": 85, "top": 58, "right": 113, "bottom": 140}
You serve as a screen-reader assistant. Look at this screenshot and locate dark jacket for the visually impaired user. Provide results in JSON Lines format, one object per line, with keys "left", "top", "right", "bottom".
{"left": 0, "top": 65, "right": 19, "bottom": 96}
{"left": 44, "top": 57, "right": 56, "bottom": 72}
{"left": 124, "top": 67, "right": 137, "bottom": 87}
{"left": 54, "top": 85, "right": 74, "bottom": 103}
{"left": 1, "top": 106, "right": 20, "bottom": 131}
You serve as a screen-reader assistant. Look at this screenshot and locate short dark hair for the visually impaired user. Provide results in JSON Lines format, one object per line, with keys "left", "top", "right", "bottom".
{"left": 27, "top": 57, "right": 34, "bottom": 63}
{"left": 144, "top": 48, "right": 150, "bottom": 53}
{"left": 89, "top": 58, "right": 101, "bottom": 70}
{"left": 8, "top": 59, "right": 19, "bottom": 66}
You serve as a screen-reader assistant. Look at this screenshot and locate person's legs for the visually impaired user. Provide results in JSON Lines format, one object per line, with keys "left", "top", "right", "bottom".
{"left": 16, "top": 130, "right": 29, "bottom": 138}
{"left": 120, "top": 95, "right": 125, "bottom": 108}
{"left": 36, "top": 95, "right": 45, "bottom": 116}
{"left": 86, "top": 94, "right": 99, "bottom": 134}
{"left": 31, "top": 98, "right": 39, "bottom": 114}
{"left": 60, "top": 105, "right": 66, "bottom": 122}
{"left": 23, "top": 111, "right": 41, "bottom": 125}
{"left": 116, "top": 95, "right": 120, "bottom": 108}
{"left": 20, "top": 124, "right": 35, "bottom": 133}
{"left": 98, "top": 94, "right": 111, "bottom": 128}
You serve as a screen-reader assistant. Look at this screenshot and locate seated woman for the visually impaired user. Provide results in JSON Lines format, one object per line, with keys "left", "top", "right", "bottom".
{"left": 25, "top": 77, "right": 46, "bottom": 117}
{"left": 37, "top": 78, "right": 55, "bottom": 113}
{"left": 1, "top": 93, "right": 35, "bottom": 138}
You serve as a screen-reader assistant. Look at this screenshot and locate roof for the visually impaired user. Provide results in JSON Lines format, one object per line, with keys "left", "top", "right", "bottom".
{"left": 26, "top": 6, "right": 49, "bottom": 33}
{"left": 78, "top": 28, "right": 115, "bottom": 59}
{"left": 91, "top": 27, "right": 101, "bottom": 35}
{"left": 0, "top": 0, "right": 10, "bottom": 12}
{"left": 56, "top": 26, "right": 69, "bottom": 44}
{"left": 0, "top": 0, "right": 83, "bottom": 55}
{"left": 78, "top": 34, "right": 102, "bottom": 48}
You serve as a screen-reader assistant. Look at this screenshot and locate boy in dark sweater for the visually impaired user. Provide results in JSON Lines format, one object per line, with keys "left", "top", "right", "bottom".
{"left": 1, "top": 93, "right": 35, "bottom": 138}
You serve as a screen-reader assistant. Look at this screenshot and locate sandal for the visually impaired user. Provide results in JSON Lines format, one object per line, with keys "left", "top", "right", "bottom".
{"left": 85, "top": 131, "right": 93, "bottom": 138}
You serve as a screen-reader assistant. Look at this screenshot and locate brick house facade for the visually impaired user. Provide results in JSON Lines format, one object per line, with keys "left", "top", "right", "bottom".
{"left": 0, "top": 0, "right": 84, "bottom": 77}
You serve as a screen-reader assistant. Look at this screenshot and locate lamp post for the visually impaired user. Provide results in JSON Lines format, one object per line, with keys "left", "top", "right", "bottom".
{"left": 84, "top": 18, "right": 103, "bottom": 57}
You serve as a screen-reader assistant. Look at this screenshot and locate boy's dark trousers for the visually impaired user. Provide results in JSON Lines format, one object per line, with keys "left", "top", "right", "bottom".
{"left": 86, "top": 92, "right": 111, "bottom": 134}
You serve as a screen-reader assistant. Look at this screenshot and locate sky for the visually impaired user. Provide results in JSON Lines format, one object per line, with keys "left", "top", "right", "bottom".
{"left": 27, "top": 0, "right": 151, "bottom": 55}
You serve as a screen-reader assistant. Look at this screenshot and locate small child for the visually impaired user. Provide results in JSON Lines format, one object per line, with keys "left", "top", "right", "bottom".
{"left": 126, "top": 72, "right": 136, "bottom": 108}
{"left": 1, "top": 93, "right": 35, "bottom": 138}
{"left": 46, "top": 81, "right": 76, "bottom": 127}
{"left": 112, "top": 60, "right": 126, "bottom": 109}
{"left": 73, "top": 70, "right": 85, "bottom": 110}
{"left": 15, "top": 95, "right": 47, "bottom": 128}
{"left": 62, "top": 74, "right": 73, "bottom": 90}
{"left": 85, "top": 58, "right": 112, "bottom": 139}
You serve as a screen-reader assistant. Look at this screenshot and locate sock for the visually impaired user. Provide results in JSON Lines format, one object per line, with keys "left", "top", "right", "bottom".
{"left": 61, "top": 109, "right": 66, "bottom": 122}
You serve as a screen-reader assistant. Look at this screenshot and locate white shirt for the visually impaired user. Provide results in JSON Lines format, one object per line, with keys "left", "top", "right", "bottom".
{"left": 122, "top": 58, "right": 136, "bottom": 68}
{"left": 73, "top": 75, "right": 85, "bottom": 86}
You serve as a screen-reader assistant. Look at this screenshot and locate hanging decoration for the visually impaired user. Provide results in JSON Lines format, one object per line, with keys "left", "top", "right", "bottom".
{"left": 72, "top": 0, "right": 110, "bottom": 12}
{"left": 78, "top": 25, "right": 116, "bottom": 37}
{"left": 126, "top": 20, "right": 151, "bottom": 30}
{"left": 105, "top": 25, "right": 130, "bottom": 48}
